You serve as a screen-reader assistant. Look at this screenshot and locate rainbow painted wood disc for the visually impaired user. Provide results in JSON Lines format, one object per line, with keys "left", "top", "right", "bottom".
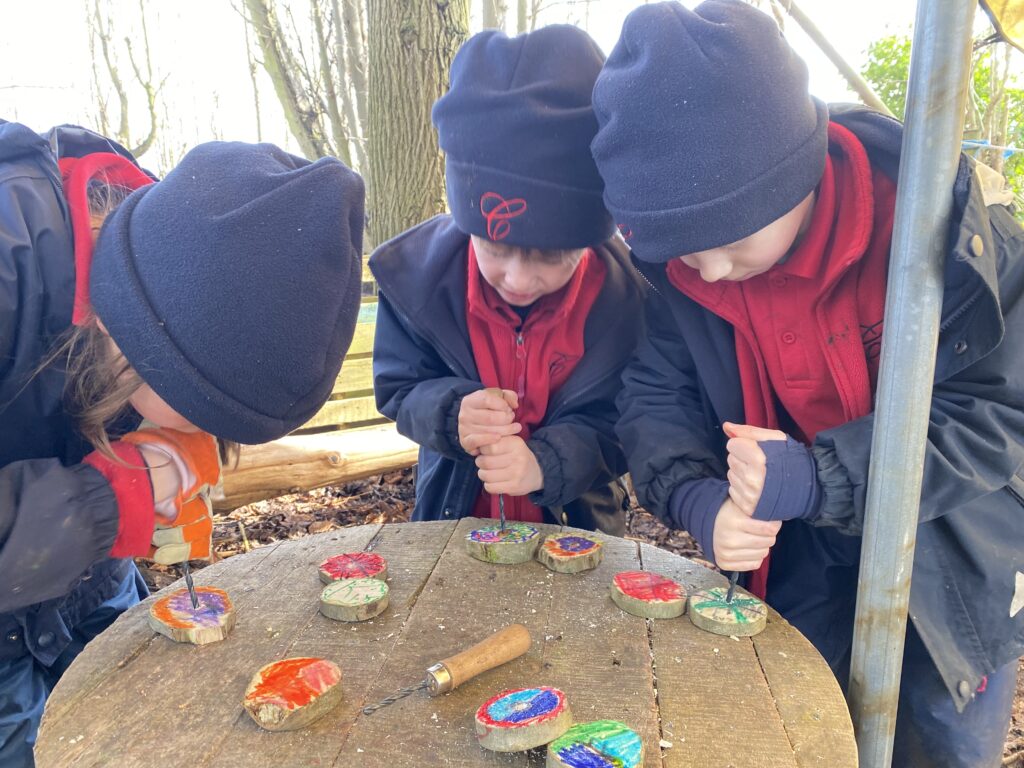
{"left": 318, "top": 552, "right": 388, "bottom": 584}
{"left": 476, "top": 687, "right": 573, "bottom": 752}
{"left": 148, "top": 586, "right": 235, "bottom": 645}
{"left": 243, "top": 657, "right": 343, "bottom": 732}
{"left": 466, "top": 523, "right": 541, "bottom": 564}
{"left": 610, "top": 571, "right": 687, "bottom": 619}
{"left": 547, "top": 720, "right": 644, "bottom": 768}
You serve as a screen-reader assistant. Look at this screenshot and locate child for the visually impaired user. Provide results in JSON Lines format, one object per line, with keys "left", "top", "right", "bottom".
{"left": 0, "top": 120, "right": 365, "bottom": 766}
{"left": 590, "top": 2, "right": 1024, "bottom": 765}
{"left": 371, "top": 25, "right": 644, "bottom": 535}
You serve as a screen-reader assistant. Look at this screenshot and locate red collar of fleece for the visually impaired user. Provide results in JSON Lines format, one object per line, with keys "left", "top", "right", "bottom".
{"left": 58, "top": 153, "right": 154, "bottom": 325}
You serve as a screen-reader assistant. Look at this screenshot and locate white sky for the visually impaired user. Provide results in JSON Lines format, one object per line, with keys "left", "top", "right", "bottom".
{"left": 0, "top": 0, "right": 1011, "bottom": 173}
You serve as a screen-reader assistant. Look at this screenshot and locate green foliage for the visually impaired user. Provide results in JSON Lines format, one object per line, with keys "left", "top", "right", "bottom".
{"left": 863, "top": 34, "right": 1024, "bottom": 214}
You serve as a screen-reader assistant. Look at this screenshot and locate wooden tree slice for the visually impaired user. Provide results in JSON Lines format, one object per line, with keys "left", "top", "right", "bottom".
{"left": 537, "top": 534, "right": 604, "bottom": 574}
{"left": 475, "top": 687, "right": 573, "bottom": 752}
{"left": 610, "top": 571, "right": 687, "bottom": 619}
{"left": 465, "top": 523, "right": 541, "bottom": 564}
{"left": 318, "top": 552, "right": 388, "bottom": 584}
{"left": 546, "top": 720, "right": 644, "bottom": 768}
{"left": 148, "top": 587, "right": 235, "bottom": 645}
{"left": 319, "top": 577, "right": 389, "bottom": 622}
{"left": 243, "top": 657, "right": 343, "bottom": 732}
{"left": 688, "top": 586, "right": 767, "bottom": 637}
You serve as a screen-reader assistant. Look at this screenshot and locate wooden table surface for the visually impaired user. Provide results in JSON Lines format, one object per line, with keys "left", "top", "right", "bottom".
{"left": 36, "top": 519, "right": 857, "bottom": 767}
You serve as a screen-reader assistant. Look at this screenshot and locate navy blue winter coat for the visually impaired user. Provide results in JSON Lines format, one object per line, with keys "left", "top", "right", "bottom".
{"left": 370, "top": 215, "right": 645, "bottom": 534}
{"left": 0, "top": 121, "right": 148, "bottom": 664}
{"left": 617, "top": 106, "right": 1024, "bottom": 711}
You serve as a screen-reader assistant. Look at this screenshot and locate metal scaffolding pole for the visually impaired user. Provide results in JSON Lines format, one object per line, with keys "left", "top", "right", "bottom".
{"left": 848, "top": 1, "right": 977, "bottom": 766}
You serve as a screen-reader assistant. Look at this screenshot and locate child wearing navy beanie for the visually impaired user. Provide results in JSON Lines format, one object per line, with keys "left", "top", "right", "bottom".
{"left": 592, "top": 2, "right": 1024, "bottom": 763}
{"left": 371, "top": 25, "right": 644, "bottom": 534}
{"left": 0, "top": 121, "right": 364, "bottom": 765}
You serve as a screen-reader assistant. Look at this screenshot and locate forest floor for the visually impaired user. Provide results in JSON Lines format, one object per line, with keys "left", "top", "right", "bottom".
{"left": 135, "top": 468, "right": 1024, "bottom": 764}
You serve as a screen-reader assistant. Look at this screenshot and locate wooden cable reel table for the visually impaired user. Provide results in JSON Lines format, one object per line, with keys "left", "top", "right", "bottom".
{"left": 37, "top": 519, "right": 857, "bottom": 767}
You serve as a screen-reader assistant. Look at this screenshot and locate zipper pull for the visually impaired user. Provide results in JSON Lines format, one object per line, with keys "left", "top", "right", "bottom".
{"left": 515, "top": 333, "right": 526, "bottom": 402}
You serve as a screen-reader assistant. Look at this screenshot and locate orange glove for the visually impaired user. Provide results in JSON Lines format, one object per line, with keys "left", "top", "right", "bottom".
{"left": 121, "top": 427, "right": 221, "bottom": 564}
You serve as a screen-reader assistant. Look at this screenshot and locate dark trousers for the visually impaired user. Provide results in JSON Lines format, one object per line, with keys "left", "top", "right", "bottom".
{"left": 768, "top": 521, "right": 1016, "bottom": 768}
{"left": 0, "top": 567, "right": 147, "bottom": 768}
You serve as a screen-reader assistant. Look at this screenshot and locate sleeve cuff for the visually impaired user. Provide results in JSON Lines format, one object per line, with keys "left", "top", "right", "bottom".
{"left": 83, "top": 443, "right": 155, "bottom": 558}
{"left": 527, "top": 436, "right": 564, "bottom": 508}
{"left": 668, "top": 478, "right": 729, "bottom": 564}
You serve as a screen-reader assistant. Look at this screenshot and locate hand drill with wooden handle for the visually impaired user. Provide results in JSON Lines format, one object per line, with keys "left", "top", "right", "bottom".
{"left": 362, "top": 624, "right": 531, "bottom": 715}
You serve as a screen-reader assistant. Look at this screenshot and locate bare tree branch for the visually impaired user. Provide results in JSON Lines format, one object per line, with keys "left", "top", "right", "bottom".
{"left": 773, "top": 0, "right": 894, "bottom": 117}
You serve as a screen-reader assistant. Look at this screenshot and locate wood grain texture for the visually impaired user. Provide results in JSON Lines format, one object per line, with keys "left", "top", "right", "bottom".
{"left": 37, "top": 522, "right": 855, "bottom": 768}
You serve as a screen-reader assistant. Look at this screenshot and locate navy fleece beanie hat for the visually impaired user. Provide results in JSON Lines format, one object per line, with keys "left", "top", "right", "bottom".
{"left": 592, "top": 0, "right": 828, "bottom": 262}
{"left": 432, "top": 25, "right": 614, "bottom": 250}
{"left": 90, "top": 141, "right": 365, "bottom": 444}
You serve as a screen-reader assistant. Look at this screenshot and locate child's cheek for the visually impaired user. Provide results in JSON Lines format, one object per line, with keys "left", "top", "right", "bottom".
{"left": 130, "top": 386, "right": 198, "bottom": 432}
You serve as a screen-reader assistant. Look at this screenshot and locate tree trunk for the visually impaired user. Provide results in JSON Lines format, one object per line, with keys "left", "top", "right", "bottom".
{"left": 312, "top": 0, "right": 351, "bottom": 165}
{"left": 517, "top": 0, "right": 527, "bottom": 33}
{"left": 367, "top": 0, "right": 469, "bottom": 244}
{"left": 244, "top": 0, "right": 332, "bottom": 159}
{"left": 483, "top": 0, "right": 507, "bottom": 29}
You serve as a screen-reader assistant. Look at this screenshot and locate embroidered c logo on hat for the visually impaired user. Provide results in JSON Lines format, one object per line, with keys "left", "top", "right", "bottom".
{"left": 481, "top": 192, "right": 528, "bottom": 241}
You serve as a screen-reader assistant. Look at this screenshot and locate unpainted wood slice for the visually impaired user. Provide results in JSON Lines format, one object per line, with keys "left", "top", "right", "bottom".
{"left": 537, "top": 533, "right": 604, "bottom": 574}
{"left": 610, "top": 571, "right": 687, "bottom": 619}
{"left": 465, "top": 523, "right": 541, "bottom": 564}
{"left": 319, "top": 577, "right": 389, "bottom": 622}
{"left": 148, "top": 586, "right": 235, "bottom": 645}
{"left": 243, "top": 657, "right": 343, "bottom": 732}
{"left": 688, "top": 586, "right": 767, "bottom": 637}
{"left": 318, "top": 552, "right": 388, "bottom": 584}
{"left": 475, "top": 686, "right": 573, "bottom": 752}
{"left": 546, "top": 720, "right": 644, "bottom": 768}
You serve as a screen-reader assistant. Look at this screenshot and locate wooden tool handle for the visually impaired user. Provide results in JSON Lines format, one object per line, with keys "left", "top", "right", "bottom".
{"left": 429, "top": 624, "right": 531, "bottom": 694}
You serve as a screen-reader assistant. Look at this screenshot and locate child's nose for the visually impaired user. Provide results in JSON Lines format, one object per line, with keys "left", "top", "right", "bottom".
{"left": 698, "top": 256, "right": 733, "bottom": 283}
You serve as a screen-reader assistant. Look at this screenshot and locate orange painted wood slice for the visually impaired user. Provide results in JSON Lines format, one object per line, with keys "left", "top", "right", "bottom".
{"left": 537, "top": 533, "right": 604, "bottom": 573}
{"left": 148, "top": 587, "right": 235, "bottom": 645}
{"left": 243, "top": 657, "right": 343, "bottom": 732}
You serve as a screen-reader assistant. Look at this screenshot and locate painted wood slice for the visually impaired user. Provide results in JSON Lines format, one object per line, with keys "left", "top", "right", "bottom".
{"left": 319, "top": 577, "right": 389, "bottom": 622}
{"left": 243, "top": 657, "right": 343, "bottom": 732}
{"left": 475, "top": 687, "right": 573, "bottom": 752}
{"left": 610, "top": 571, "right": 687, "bottom": 619}
{"left": 148, "top": 586, "right": 235, "bottom": 645}
{"left": 537, "top": 533, "right": 604, "bottom": 574}
{"left": 688, "top": 586, "right": 768, "bottom": 637}
{"left": 465, "top": 523, "right": 541, "bottom": 564}
{"left": 546, "top": 720, "right": 644, "bottom": 768}
{"left": 318, "top": 552, "right": 388, "bottom": 584}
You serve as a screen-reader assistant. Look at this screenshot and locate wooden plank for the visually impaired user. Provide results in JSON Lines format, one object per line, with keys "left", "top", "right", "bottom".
{"left": 37, "top": 526, "right": 384, "bottom": 768}
{"left": 336, "top": 520, "right": 660, "bottom": 767}
{"left": 347, "top": 322, "right": 375, "bottom": 357}
{"left": 639, "top": 543, "right": 799, "bottom": 768}
{"left": 214, "top": 425, "right": 418, "bottom": 511}
{"left": 303, "top": 395, "right": 384, "bottom": 430}
{"left": 207, "top": 522, "right": 459, "bottom": 768}
{"left": 333, "top": 356, "right": 373, "bottom": 398}
{"left": 752, "top": 615, "right": 858, "bottom": 767}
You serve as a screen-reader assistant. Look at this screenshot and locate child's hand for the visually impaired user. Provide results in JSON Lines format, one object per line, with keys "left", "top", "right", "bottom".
{"left": 458, "top": 388, "right": 521, "bottom": 455}
{"left": 474, "top": 436, "right": 544, "bottom": 496}
{"left": 712, "top": 497, "right": 781, "bottom": 571}
{"left": 723, "top": 422, "right": 787, "bottom": 516}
